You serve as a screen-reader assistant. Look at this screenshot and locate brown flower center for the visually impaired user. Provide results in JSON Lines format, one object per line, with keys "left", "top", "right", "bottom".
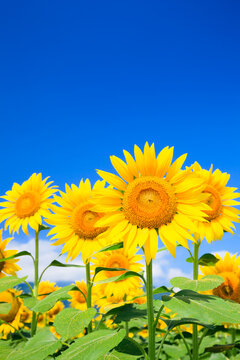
{"left": 15, "top": 191, "right": 40, "bottom": 218}
{"left": 105, "top": 253, "right": 129, "bottom": 278}
{"left": 122, "top": 176, "right": 177, "bottom": 228}
{"left": 203, "top": 185, "right": 222, "bottom": 221}
{"left": 71, "top": 203, "right": 107, "bottom": 239}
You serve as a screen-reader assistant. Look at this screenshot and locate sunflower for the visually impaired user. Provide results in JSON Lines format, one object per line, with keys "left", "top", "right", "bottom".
{"left": 68, "top": 280, "right": 96, "bottom": 311}
{"left": 200, "top": 252, "right": 240, "bottom": 302}
{"left": 191, "top": 162, "right": 240, "bottom": 243}
{"left": 46, "top": 179, "right": 109, "bottom": 263}
{"left": 0, "top": 229, "right": 21, "bottom": 278}
{"left": 0, "top": 173, "right": 57, "bottom": 235}
{"left": 93, "top": 142, "right": 209, "bottom": 264}
{"left": 0, "top": 289, "right": 24, "bottom": 338}
{"left": 92, "top": 247, "right": 143, "bottom": 301}
{"left": 37, "top": 281, "right": 64, "bottom": 327}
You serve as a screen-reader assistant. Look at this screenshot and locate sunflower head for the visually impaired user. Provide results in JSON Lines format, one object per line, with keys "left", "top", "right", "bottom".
{"left": 93, "top": 142, "right": 209, "bottom": 263}
{"left": 200, "top": 252, "right": 240, "bottom": 302}
{"left": 38, "top": 280, "right": 59, "bottom": 299}
{"left": 68, "top": 280, "right": 89, "bottom": 311}
{"left": 0, "top": 289, "right": 23, "bottom": 338}
{"left": 46, "top": 179, "right": 109, "bottom": 263}
{"left": 92, "top": 247, "right": 143, "bottom": 301}
{"left": 191, "top": 162, "right": 240, "bottom": 243}
{"left": 0, "top": 173, "right": 57, "bottom": 235}
{"left": 0, "top": 229, "right": 21, "bottom": 278}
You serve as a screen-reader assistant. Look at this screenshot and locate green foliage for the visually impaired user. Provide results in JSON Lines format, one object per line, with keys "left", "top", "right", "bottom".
{"left": 46, "top": 260, "right": 85, "bottom": 269}
{"left": 0, "top": 276, "right": 28, "bottom": 292}
{"left": 31, "top": 285, "right": 75, "bottom": 313}
{"left": 57, "top": 329, "right": 125, "bottom": 360}
{"left": 170, "top": 275, "right": 224, "bottom": 291}
{"left": 0, "top": 302, "right": 11, "bottom": 314}
{"left": 0, "top": 329, "right": 61, "bottom": 360}
{"left": 105, "top": 303, "right": 147, "bottom": 323}
{"left": 162, "top": 290, "right": 240, "bottom": 324}
{"left": 198, "top": 254, "right": 220, "bottom": 266}
{"left": 97, "top": 350, "right": 140, "bottom": 359}
{"left": 0, "top": 251, "right": 33, "bottom": 263}
{"left": 54, "top": 307, "right": 96, "bottom": 340}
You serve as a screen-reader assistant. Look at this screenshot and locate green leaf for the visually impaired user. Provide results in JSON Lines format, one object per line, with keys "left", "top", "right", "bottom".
{"left": 98, "top": 350, "right": 140, "bottom": 359}
{"left": 32, "top": 285, "right": 74, "bottom": 313}
{"left": 22, "top": 296, "right": 38, "bottom": 310}
{"left": 0, "top": 276, "right": 28, "bottom": 292}
{"left": 98, "top": 242, "right": 124, "bottom": 253}
{"left": 153, "top": 286, "right": 172, "bottom": 295}
{"left": 38, "top": 224, "right": 51, "bottom": 231}
{"left": 58, "top": 329, "right": 125, "bottom": 360}
{"left": 47, "top": 259, "right": 85, "bottom": 268}
{"left": 86, "top": 242, "right": 124, "bottom": 262}
{"left": 0, "top": 341, "right": 25, "bottom": 360}
{"left": 163, "top": 343, "right": 186, "bottom": 358}
{"left": 10, "top": 328, "right": 62, "bottom": 360}
{"left": 105, "top": 303, "right": 147, "bottom": 323}
{"left": 115, "top": 338, "right": 143, "bottom": 356}
{"left": 162, "top": 290, "right": 240, "bottom": 325}
{"left": 170, "top": 275, "right": 224, "bottom": 291}
{"left": 0, "top": 302, "right": 11, "bottom": 314}
{"left": 0, "top": 251, "right": 33, "bottom": 263}
{"left": 54, "top": 307, "right": 96, "bottom": 340}
{"left": 94, "top": 267, "right": 145, "bottom": 285}
{"left": 198, "top": 254, "right": 220, "bottom": 266}
{"left": 161, "top": 317, "right": 215, "bottom": 330}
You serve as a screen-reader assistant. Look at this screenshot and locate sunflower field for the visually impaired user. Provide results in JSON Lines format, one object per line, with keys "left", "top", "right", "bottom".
{"left": 1, "top": 142, "right": 240, "bottom": 360}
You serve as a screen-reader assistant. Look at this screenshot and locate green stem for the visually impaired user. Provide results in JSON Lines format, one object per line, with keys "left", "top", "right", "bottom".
{"left": 231, "top": 328, "right": 236, "bottom": 343}
{"left": 86, "top": 261, "right": 92, "bottom": 333}
{"left": 192, "top": 242, "right": 200, "bottom": 360}
{"left": 177, "top": 327, "right": 192, "bottom": 360}
{"left": 198, "top": 328, "right": 208, "bottom": 350}
{"left": 153, "top": 305, "right": 164, "bottom": 330}
{"left": 31, "top": 230, "right": 39, "bottom": 337}
{"left": 146, "top": 260, "right": 155, "bottom": 360}
{"left": 125, "top": 321, "right": 129, "bottom": 337}
{"left": 156, "top": 329, "right": 170, "bottom": 359}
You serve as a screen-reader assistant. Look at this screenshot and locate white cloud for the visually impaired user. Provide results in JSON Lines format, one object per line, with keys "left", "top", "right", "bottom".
{"left": 10, "top": 238, "right": 85, "bottom": 283}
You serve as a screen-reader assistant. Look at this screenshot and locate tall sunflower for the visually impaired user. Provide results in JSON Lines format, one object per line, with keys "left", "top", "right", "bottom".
{"left": 46, "top": 179, "right": 109, "bottom": 263}
{"left": 0, "top": 173, "right": 57, "bottom": 235}
{"left": 92, "top": 247, "right": 143, "bottom": 301}
{"left": 0, "top": 229, "right": 21, "bottom": 278}
{"left": 200, "top": 252, "right": 240, "bottom": 302}
{"left": 92, "top": 142, "right": 209, "bottom": 263}
{"left": 191, "top": 162, "right": 240, "bottom": 243}
{"left": 0, "top": 289, "right": 24, "bottom": 338}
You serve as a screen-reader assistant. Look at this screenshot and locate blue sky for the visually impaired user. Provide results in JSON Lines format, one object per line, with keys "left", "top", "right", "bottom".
{"left": 0, "top": 1, "right": 240, "bottom": 283}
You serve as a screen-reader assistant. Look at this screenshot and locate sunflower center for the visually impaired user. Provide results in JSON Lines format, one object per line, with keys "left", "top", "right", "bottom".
{"left": 0, "top": 250, "right": 5, "bottom": 272}
{"left": 15, "top": 191, "right": 41, "bottom": 218}
{"left": 203, "top": 185, "right": 222, "bottom": 221}
{"left": 122, "top": 176, "right": 177, "bottom": 228}
{"left": 71, "top": 203, "right": 107, "bottom": 239}
{"left": 0, "top": 291, "right": 21, "bottom": 323}
{"left": 105, "top": 253, "right": 129, "bottom": 278}
{"left": 213, "top": 274, "right": 240, "bottom": 302}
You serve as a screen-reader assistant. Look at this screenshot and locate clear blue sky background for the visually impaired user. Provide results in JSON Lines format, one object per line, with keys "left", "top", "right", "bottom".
{"left": 0, "top": 1, "right": 240, "bottom": 276}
